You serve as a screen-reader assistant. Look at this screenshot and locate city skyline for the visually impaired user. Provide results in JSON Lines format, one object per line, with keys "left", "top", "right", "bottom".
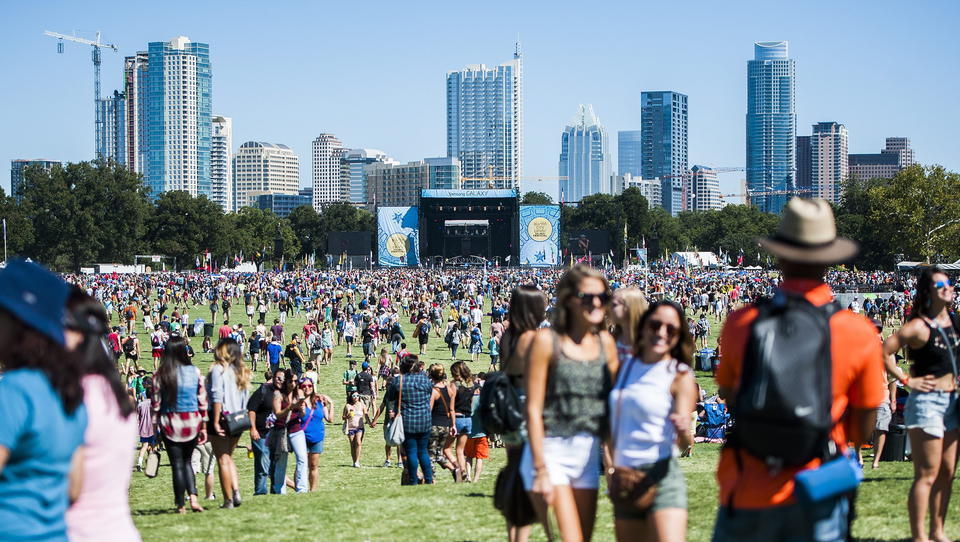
{"left": 3, "top": 1, "right": 958, "bottom": 201}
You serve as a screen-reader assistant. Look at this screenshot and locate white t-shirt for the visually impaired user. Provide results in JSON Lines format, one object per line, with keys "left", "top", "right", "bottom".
{"left": 608, "top": 357, "right": 686, "bottom": 466}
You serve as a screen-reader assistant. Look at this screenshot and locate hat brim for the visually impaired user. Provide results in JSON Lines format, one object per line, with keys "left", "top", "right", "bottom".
{"left": 757, "top": 237, "right": 859, "bottom": 265}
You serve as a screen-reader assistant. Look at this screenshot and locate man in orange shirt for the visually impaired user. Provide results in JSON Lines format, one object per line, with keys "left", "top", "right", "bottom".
{"left": 712, "top": 198, "right": 885, "bottom": 542}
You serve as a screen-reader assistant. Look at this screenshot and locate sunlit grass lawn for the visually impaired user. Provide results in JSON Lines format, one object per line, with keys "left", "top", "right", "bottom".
{"left": 123, "top": 301, "right": 945, "bottom": 541}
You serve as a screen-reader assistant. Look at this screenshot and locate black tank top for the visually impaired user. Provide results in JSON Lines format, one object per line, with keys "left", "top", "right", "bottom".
{"left": 908, "top": 318, "right": 960, "bottom": 378}
{"left": 454, "top": 382, "right": 474, "bottom": 416}
{"left": 431, "top": 386, "right": 452, "bottom": 427}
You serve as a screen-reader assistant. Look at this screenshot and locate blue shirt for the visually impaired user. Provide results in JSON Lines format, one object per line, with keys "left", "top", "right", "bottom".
{"left": 0, "top": 369, "right": 87, "bottom": 542}
{"left": 386, "top": 372, "right": 433, "bottom": 434}
{"left": 266, "top": 342, "right": 283, "bottom": 365}
{"left": 302, "top": 403, "right": 325, "bottom": 444}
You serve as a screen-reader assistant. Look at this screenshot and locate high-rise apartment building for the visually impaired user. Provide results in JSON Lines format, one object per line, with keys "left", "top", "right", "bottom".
{"left": 232, "top": 142, "right": 300, "bottom": 210}
{"left": 795, "top": 135, "right": 812, "bottom": 192}
{"left": 617, "top": 130, "right": 642, "bottom": 176}
{"left": 10, "top": 159, "right": 62, "bottom": 201}
{"left": 138, "top": 36, "right": 212, "bottom": 198}
{"left": 365, "top": 158, "right": 461, "bottom": 209}
{"left": 210, "top": 116, "right": 233, "bottom": 211}
{"left": 612, "top": 173, "right": 661, "bottom": 209}
{"left": 446, "top": 45, "right": 523, "bottom": 190}
{"left": 253, "top": 193, "right": 312, "bottom": 218}
{"left": 559, "top": 105, "right": 611, "bottom": 202}
{"left": 123, "top": 53, "right": 148, "bottom": 174}
{"left": 746, "top": 41, "right": 796, "bottom": 214}
{"left": 341, "top": 149, "right": 395, "bottom": 204}
{"left": 96, "top": 90, "right": 125, "bottom": 164}
{"left": 311, "top": 133, "right": 345, "bottom": 209}
{"left": 641, "top": 91, "right": 687, "bottom": 216}
{"left": 848, "top": 137, "right": 915, "bottom": 182}
{"left": 809, "top": 122, "right": 848, "bottom": 204}
{"left": 688, "top": 165, "right": 722, "bottom": 211}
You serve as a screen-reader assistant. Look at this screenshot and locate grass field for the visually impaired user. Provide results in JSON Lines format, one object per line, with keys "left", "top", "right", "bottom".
{"left": 121, "top": 301, "right": 951, "bottom": 542}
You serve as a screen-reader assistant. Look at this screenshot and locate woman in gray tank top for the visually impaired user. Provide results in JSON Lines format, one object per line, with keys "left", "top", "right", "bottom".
{"left": 523, "top": 265, "right": 619, "bottom": 542}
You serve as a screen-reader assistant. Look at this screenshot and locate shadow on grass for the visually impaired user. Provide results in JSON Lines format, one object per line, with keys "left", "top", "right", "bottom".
{"left": 132, "top": 508, "right": 180, "bottom": 516}
{"left": 463, "top": 492, "right": 489, "bottom": 498}
{"left": 860, "top": 477, "right": 914, "bottom": 482}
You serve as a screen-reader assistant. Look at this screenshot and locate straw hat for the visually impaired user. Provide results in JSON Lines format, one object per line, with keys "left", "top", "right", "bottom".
{"left": 757, "top": 198, "right": 858, "bottom": 265}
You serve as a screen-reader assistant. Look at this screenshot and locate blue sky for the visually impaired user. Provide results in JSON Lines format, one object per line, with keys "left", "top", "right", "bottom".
{"left": 3, "top": 0, "right": 958, "bottom": 200}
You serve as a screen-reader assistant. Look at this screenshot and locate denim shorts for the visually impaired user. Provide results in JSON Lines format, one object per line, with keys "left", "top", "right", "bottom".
{"left": 306, "top": 440, "right": 324, "bottom": 454}
{"left": 455, "top": 417, "right": 472, "bottom": 436}
{"left": 904, "top": 389, "right": 959, "bottom": 438}
{"left": 712, "top": 494, "right": 850, "bottom": 542}
{"left": 613, "top": 457, "right": 687, "bottom": 519}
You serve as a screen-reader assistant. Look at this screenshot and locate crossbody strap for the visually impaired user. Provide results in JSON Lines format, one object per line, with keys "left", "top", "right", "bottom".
{"left": 928, "top": 318, "right": 960, "bottom": 378}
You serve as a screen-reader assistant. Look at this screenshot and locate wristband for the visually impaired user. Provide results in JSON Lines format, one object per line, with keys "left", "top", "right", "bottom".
{"left": 899, "top": 374, "right": 909, "bottom": 386}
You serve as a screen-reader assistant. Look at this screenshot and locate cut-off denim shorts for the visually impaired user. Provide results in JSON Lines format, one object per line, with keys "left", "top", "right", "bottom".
{"left": 904, "top": 389, "right": 959, "bottom": 438}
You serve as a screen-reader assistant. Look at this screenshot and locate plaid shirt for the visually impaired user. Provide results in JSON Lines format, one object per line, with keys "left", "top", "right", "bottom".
{"left": 386, "top": 372, "right": 433, "bottom": 434}
{"left": 153, "top": 366, "right": 208, "bottom": 443}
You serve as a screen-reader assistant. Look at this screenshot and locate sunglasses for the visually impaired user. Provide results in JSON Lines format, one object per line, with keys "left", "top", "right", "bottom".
{"left": 934, "top": 279, "right": 953, "bottom": 289}
{"left": 646, "top": 319, "right": 679, "bottom": 338}
{"left": 576, "top": 291, "right": 611, "bottom": 307}
{"left": 299, "top": 384, "right": 313, "bottom": 389}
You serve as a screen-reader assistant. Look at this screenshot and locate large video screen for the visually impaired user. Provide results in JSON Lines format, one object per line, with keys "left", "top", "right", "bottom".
{"left": 566, "top": 230, "right": 610, "bottom": 256}
{"left": 327, "top": 231, "right": 372, "bottom": 256}
{"left": 519, "top": 205, "right": 560, "bottom": 267}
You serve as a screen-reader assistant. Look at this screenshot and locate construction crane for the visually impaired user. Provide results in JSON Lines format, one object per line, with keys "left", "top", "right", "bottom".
{"left": 43, "top": 30, "right": 119, "bottom": 153}
{"left": 460, "top": 165, "right": 568, "bottom": 190}
{"left": 719, "top": 187, "right": 816, "bottom": 205}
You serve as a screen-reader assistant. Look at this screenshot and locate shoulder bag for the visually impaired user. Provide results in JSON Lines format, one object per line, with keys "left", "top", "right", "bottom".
{"left": 222, "top": 410, "right": 252, "bottom": 437}
{"left": 144, "top": 449, "right": 161, "bottom": 478}
{"left": 385, "top": 375, "right": 405, "bottom": 446}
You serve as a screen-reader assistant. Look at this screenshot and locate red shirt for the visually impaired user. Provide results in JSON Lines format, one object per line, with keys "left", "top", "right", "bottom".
{"left": 715, "top": 279, "right": 885, "bottom": 509}
{"left": 218, "top": 325, "right": 233, "bottom": 339}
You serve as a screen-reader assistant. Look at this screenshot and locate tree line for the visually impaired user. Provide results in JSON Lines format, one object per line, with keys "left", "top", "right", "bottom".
{"left": 3, "top": 161, "right": 956, "bottom": 271}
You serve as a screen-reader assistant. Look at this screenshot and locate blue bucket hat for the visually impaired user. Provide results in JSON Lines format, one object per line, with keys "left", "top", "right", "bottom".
{"left": 0, "top": 260, "right": 69, "bottom": 346}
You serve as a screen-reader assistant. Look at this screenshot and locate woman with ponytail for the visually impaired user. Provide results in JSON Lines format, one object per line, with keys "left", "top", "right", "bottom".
{"left": 207, "top": 338, "right": 251, "bottom": 509}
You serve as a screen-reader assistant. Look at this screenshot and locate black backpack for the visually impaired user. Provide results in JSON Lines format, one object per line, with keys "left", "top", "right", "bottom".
{"left": 122, "top": 338, "right": 136, "bottom": 354}
{"left": 728, "top": 291, "right": 838, "bottom": 468}
{"left": 478, "top": 371, "right": 524, "bottom": 435}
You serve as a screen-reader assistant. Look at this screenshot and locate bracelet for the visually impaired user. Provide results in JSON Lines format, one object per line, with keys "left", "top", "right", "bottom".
{"left": 899, "top": 374, "right": 909, "bottom": 386}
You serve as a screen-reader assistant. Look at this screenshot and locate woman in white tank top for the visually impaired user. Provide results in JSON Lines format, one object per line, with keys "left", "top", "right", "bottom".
{"left": 607, "top": 300, "right": 698, "bottom": 542}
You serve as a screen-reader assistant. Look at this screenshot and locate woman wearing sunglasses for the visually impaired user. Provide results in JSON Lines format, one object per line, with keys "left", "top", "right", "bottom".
{"left": 299, "top": 377, "right": 333, "bottom": 491}
{"left": 882, "top": 266, "right": 958, "bottom": 542}
{"left": 607, "top": 300, "right": 697, "bottom": 541}
{"left": 523, "top": 265, "right": 619, "bottom": 541}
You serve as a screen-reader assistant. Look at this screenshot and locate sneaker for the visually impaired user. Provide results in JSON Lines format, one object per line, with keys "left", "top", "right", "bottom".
{"left": 353, "top": 461, "right": 361, "bottom": 468}
{"left": 383, "top": 460, "right": 391, "bottom": 467}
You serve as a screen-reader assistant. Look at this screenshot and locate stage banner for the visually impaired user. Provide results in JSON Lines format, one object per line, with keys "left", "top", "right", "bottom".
{"left": 377, "top": 207, "right": 420, "bottom": 267}
{"left": 519, "top": 205, "right": 560, "bottom": 267}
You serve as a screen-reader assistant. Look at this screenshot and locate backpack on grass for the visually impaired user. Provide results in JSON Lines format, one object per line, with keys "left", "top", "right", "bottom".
{"left": 727, "top": 291, "right": 839, "bottom": 469}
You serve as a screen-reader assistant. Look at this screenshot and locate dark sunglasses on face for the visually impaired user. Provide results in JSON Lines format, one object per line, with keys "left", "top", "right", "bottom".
{"left": 934, "top": 279, "right": 953, "bottom": 289}
{"left": 576, "top": 291, "right": 611, "bottom": 307}
{"left": 646, "top": 319, "right": 679, "bottom": 338}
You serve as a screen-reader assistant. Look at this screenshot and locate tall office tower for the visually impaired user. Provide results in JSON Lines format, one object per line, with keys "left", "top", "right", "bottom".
{"left": 123, "top": 53, "right": 148, "bottom": 174}
{"left": 232, "top": 142, "right": 300, "bottom": 210}
{"left": 746, "top": 41, "right": 796, "bottom": 214}
{"left": 340, "top": 149, "right": 395, "bottom": 204}
{"left": 882, "top": 137, "right": 915, "bottom": 168}
{"left": 617, "top": 130, "right": 642, "bottom": 176}
{"left": 849, "top": 137, "right": 915, "bottom": 182}
{"left": 10, "top": 159, "right": 62, "bottom": 201}
{"left": 141, "top": 36, "right": 212, "bottom": 198}
{"left": 641, "top": 91, "right": 687, "bottom": 216}
{"left": 688, "top": 165, "right": 722, "bottom": 211}
{"left": 96, "top": 90, "right": 125, "bottom": 164}
{"left": 312, "top": 133, "right": 345, "bottom": 209}
{"left": 365, "top": 158, "right": 461, "bottom": 209}
{"left": 210, "top": 116, "right": 233, "bottom": 212}
{"left": 809, "top": 122, "right": 848, "bottom": 204}
{"left": 795, "top": 135, "right": 812, "bottom": 192}
{"left": 446, "top": 44, "right": 523, "bottom": 190}
{"left": 612, "top": 173, "right": 661, "bottom": 208}
{"left": 558, "top": 105, "right": 611, "bottom": 202}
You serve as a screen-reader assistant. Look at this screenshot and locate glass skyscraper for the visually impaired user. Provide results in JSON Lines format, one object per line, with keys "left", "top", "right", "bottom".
{"left": 617, "top": 130, "right": 642, "bottom": 176}
{"left": 341, "top": 149, "right": 395, "bottom": 204}
{"left": 641, "top": 91, "right": 687, "bottom": 216}
{"left": 746, "top": 41, "right": 796, "bottom": 214}
{"left": 96, "top": 90, "right": 125, "bottom": 165}
{"left": 446, "top": 45, "right": 522, "bottom": 189}
{"left": 143, "top": 36, "right": 212, "bottom": 198}
{"left": 559, "top": 105, "right": 611, "bottom": 202}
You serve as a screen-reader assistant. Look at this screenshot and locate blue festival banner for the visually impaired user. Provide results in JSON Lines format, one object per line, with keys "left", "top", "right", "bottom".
{"left": 519, "top": 205, "right": 560, "bottom": 267}
{"left": 377, "top": 207, "right": 420, "bottom": 267}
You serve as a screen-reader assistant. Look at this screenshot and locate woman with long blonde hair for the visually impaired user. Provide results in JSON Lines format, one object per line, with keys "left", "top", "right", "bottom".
{"left": 610, "top": 287, "right": 649, "bottom": 361}
{"left": 207, "top": 338, "right": 251, "bottom": 509}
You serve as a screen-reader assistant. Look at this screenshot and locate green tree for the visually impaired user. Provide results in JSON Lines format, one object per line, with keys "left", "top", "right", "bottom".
{"left": 146, "top": 191, "right": 226, "bottom": 270}
{"left": 0, "top": 187, "right": 33, "bottom": 258}
{"left": 520, "top": 191, "right": 554, "bottom": 205}
{"left": 319, "top": 203, "right": 375, "bottom": 257}
{"left": 20, "top": 162, "right": 96, "bottom": 271}
{"left": 287, "top": 205, "right": 322, "bottom": 258}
